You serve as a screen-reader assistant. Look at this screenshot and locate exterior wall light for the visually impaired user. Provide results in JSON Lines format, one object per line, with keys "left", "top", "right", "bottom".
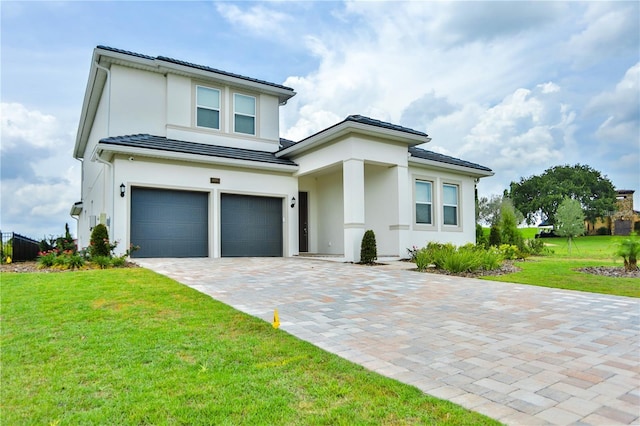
{"left": 290, "top": 196, "right": 296, "bottom": 208}
{"left": 120, "top": 183, "right": 126, "bottom": 198}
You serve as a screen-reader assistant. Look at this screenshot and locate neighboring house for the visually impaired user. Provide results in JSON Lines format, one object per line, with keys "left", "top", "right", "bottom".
{"left": 71, "top": 46, "right": 493, "bottom": 261}
{"left": 586, "top": 190, "right": 640, "bottom": 236}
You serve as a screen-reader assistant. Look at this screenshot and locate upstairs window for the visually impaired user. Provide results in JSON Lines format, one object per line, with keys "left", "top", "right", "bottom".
{"left": 415, "top": 180, "right": 433, "bottom": 225}
{"left": 196, "top": 86, "right": 220, "bottom": 129}
{"left": 234, "top": 94, "right": 256, "bottom": 135}
{"left": 443, "top": 184, "right": 459, "bottom": 226}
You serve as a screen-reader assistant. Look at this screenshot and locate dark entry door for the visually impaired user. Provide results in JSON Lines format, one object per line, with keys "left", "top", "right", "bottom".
{"left": 298, "top": 191, "right": 308, "bottom": 252}
{"left": 220, "top": 194, "right": 283, "bottom": 257}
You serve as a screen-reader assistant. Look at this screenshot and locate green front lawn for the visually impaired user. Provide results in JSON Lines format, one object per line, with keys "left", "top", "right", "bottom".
{"left": 480, "top": 234, "right": 640, "bottom": 297}
{"left": 485, "top": 257, "right": 639, "bottom": 297}
{"left": 2, "top": 269, "right": 498, "bottom": 425}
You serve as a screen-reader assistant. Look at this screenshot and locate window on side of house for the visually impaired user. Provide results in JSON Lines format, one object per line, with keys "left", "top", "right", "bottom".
{"left": 443, "top": 183, "right": 459, "bottom": 226}
{"left": 234, "top": 94, "right": 256, "bottom": 135}
{"left": 415, "top": 180, "right": 433, "bottom": 225}
{"left": 196, "top": 86, "right": 220, "bottom": 129}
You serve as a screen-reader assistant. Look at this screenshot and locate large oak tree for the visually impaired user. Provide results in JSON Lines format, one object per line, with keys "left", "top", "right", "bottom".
{"left": 509, "top": 164, "right": 616, "bottom": 225}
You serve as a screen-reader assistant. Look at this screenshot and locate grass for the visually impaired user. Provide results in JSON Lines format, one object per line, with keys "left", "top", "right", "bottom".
{"left": 2, "top": 268, "right": 498, "bottom": 425}
{"left": 480, "top": 233, "right": 640, "bottom": 297}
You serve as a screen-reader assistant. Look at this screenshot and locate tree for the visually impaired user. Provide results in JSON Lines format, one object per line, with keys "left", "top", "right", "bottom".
{"left": 500, "top": 198, "right": 524, "bottom": 248}
{"left": 509, "top": 164, "right": 616, "bottom": 225}
{"left": 555, "top": 198, "right": 585, "bottom": 254}
{"left": 478, "top": 194, "right": 524, "bottom": 226}
{"left": 477, "top": 194, "right": 504, "bottom": 226}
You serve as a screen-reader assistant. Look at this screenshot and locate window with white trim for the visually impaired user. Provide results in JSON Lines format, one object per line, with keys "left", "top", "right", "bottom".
{"left": 415, "top": 180, "right": 433, "bottom": 225}
{"left": 234, "top": 93, "right": 256, "bottom": 135}
{"left": 443, "top": 183, "right": 459, "bottom": 226}
{"left": 196, "top": 86, "right": 220, "bottom": 129}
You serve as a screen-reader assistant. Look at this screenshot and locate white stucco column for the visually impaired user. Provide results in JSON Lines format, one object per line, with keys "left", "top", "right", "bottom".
{"left": 392, "top": 165, "right": 411, "bottom": 256}
{"left": 343, "top": 159, "right": 365, "bottom": 262}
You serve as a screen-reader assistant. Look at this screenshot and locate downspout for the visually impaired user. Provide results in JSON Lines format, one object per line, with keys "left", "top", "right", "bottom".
{"left": 93, "top": 149, "right": 115, "bottom": 238}
{"left": 94, "top": 61, "right": 111, "bottom": 135}
{"left": 70, "top": 158, "right": 83, "bottom": 247}
{"left": 93, "top": 61, "right": 115, "bottom": 239}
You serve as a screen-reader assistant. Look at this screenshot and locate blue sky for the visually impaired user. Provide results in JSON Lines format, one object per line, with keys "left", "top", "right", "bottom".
{"left": 1, "top": 1, "right": 639, "bottom": 239}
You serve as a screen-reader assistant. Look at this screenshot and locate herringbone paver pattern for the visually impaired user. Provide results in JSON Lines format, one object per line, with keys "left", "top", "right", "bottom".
{"left": 137, "top": 257, "right": 640, "bottom": 425}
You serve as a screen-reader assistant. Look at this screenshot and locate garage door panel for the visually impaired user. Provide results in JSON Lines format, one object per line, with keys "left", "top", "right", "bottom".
{"left": 221, "top": 194, "right": 282, "bottom": 257}
{"left": 131, "top": 188, "right": 208, "bottom": 258}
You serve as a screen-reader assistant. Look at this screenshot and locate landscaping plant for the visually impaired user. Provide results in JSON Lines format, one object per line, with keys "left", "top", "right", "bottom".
{"left": 554, "top": 198, "right": 585, "bottom": 255}
{"left": 360, "top": 229, "right": 377, "bottom": 264}
{"left": 616, "top": 233, "right": 639, "bottom": 272}
{"left": 89, "top": 223, "right": 112, "bottom": 257}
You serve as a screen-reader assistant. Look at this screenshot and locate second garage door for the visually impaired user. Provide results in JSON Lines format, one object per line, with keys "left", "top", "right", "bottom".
{"left": 221, "top": 194, "right": 283, "bottom": 257}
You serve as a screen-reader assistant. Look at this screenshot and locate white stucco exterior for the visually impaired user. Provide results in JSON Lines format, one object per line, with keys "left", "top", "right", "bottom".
{"left": 72, "top": 46, "right": 493, "bottom": 261}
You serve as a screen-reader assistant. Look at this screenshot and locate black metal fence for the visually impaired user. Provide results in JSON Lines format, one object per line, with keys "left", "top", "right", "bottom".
{"left": 1, "top": 231, "right": 40, "bottom": 262}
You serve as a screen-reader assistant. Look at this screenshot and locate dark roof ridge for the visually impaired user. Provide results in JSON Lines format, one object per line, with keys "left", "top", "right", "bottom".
{"left": 99, "top": 134, "right": 297, "bottom": 167}
{"left": 345, "top": 115, "right": 429, "bottom": 138}
{"left": 409, "top": 146, "right": 492, "bottom": 172}
{"left": 96, "top": 45, "right": 294, "bottom": 92}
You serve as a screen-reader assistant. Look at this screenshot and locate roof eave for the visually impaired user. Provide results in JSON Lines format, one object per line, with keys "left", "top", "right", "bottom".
{"left": 277, "top": 121, "right": 430, "bottom": 158}
{"left": 95, "top": 143, "right": 299, "bottom": 173}
{"left": 408, "top": 157, "right": 494, "bottom": 177}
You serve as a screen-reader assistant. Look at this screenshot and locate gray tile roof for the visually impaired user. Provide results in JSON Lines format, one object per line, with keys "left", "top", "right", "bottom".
{"left": 345, "top": 115, "right": 429, "bottom": 137}
{"left": 96, "top": 45, "right": 295, "bottom": 92}
{"left": 99, "top": 134, "right": 298, "bottom": 166}
{"left": 409, "top": 146, "right": 492, "bottom": 172}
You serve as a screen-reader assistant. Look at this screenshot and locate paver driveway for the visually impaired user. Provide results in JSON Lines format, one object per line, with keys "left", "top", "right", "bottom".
{"left": 136, "top": 257, "right": 640, "bottom": 425}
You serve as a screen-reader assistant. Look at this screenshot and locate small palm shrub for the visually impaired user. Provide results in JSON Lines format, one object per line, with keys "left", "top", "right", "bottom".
{"left": 360, "top": 230, "right": 377, "bottom": 264}
{"left": 616, "top": 233, "right": 639, "bottom": 272}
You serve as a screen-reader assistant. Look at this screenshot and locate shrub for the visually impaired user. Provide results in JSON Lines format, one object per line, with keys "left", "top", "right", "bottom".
{"left": 616, "top": 233, "right": 639, "bottom": 272}
{"left": 597, "top": 226, "right": 610, "bottom": 236}
{"left": 415, "top": 249, "right": 431, "bottom": 272}
{"left": 442, "top": 250, "right": 483, "bottom": 273}
{"left": 92, "top": 255, "right": 112, "bottom": 269}
{"left": 89, "top": 224, "right": 111, "bottom": 258}
{"left": 489, "top": 224, "right": 501, "bottom": 247}
{"left": 476, "top": 224, "right": 487, "bottom": 247}
{"left": 360, "top": 230, "right": 377, "bottom": 264}
{"left": 37, "top": 251, "right": 57, "bottom": 268}
{"left": 407, "top": 246, "right": 420, "bottom": 262}
{"left": 499, "top": 199, "right": 524, "bottom": 248}
{"left": 477, "top": 248, "right": 503, "bottom": 271}
{"left": 111, "top": 256, "right": 126, "bottom": 268}
{"left": 525, "top": 238, "right": 548, "bottom": 256}
{"left": 499, "top": 244, "right": 520, "bottom": 260}
{"left": 66, "top": 253, "right": 85, "bottom": 270}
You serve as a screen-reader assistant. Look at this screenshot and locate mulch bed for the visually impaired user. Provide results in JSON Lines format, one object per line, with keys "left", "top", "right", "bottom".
{"left": 0, "top": 261, "right": 139, "bottom": 273}
{"left": 576, "top": 266, "right": 640, "bottom": 278}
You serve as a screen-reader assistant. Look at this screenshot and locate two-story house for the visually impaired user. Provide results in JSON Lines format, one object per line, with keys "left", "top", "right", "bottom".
{"left": 71, "top": 46, "right": 493, "bottom": 261}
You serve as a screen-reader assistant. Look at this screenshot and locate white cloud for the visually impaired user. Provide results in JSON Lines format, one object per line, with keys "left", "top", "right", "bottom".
{"left": 216, "top": 3, "right": 291, "bottom": 37}
{"left": 568, "top": 3, "right": 640, "bottom": 67}
{"left": 587, "top": 63, "right": 640, "bottom": 143}
{"left": 0, "top": 102, "right": 79, "bottom": 238}
{"left": 1, "top": 102, "right": 66, "bottom": 151}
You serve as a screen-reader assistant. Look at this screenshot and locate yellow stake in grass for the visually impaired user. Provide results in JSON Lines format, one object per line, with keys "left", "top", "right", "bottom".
{"left": 272, "top": 309, "right": 280, "bottom": 329}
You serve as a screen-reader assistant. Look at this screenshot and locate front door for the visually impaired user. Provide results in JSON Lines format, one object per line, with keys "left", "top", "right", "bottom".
{"left": 298, "top": 191, "right": 308, "bottom": 252}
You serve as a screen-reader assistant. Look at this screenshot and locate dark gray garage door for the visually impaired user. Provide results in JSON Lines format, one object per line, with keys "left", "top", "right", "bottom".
{"left": 131, "top": 188, "right": 208, "bottom": 258}
{"left": 221, "top": 194, "right": 282, "bottom": 257}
